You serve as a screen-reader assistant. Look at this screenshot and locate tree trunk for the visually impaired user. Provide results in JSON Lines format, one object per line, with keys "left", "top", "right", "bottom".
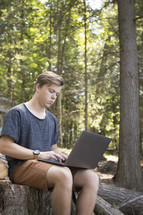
{"left": 20, "top": 0, "right": 27, "bottom": 101}
{"left": 83, "top": 0, "right": 88, "bottom": 130}
{"left": 56, "top": 1, "right": 63, "bottom": 146}
{"left": 7, "top": 63, "right": 12, "bottom": 99}
{"left": 115, "top": 0, "right": 143, "bottom": 190}
{"left": 57, "top": 94, "right": 63, "bottom": 146}
{"left": 48, "top": 2, "right": 52, "bottom": 71}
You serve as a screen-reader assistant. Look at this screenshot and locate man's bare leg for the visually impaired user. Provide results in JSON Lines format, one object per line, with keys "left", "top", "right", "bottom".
{"left": 73, "top": 170, "right": 99, "bottom": 215}
{"left": 46, "top": 166, "right": 73, "bottom": 215}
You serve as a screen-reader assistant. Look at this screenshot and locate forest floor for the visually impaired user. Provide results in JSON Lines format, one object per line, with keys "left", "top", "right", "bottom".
{"left": 95, "top": 154, "right": 118, "bottom": 184}
{"left": 96, "top": 153, "right": 143, "bottom": 184}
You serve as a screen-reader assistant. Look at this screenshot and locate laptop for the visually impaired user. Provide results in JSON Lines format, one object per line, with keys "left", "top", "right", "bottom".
{"left": 38, "top": 130, "right": 112, "bottom": 169}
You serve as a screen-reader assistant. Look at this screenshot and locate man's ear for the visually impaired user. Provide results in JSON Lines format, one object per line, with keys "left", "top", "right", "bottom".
{"left": 35, "top": 83, "right": 41, "bottom": 92}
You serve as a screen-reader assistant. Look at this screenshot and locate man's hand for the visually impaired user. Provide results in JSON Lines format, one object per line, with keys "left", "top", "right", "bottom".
{"left": 39, "top": 151, "right": 66, "bottom": 162}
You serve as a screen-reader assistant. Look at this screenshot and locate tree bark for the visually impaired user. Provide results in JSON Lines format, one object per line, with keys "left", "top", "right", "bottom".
{"left": 0, "top": 180, "right": 76, "bottom": 215}
{"left": 0, "top": 180, "right": 52, "bottom": 215}
{"left": 115, "top": 0, "right": 143, "bottom": 190}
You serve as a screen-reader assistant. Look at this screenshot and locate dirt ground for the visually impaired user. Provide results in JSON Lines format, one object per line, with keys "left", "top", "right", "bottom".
{"left": 95, "top": 154, "right": 118, "bottom": 184}
{"left": 96, "top": 154, "right": 143, "bottom": 184}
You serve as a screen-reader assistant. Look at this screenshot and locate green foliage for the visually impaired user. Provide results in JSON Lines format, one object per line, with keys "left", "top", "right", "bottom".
{"left": 0, "top": 0, "right": 142, "bottom": 149}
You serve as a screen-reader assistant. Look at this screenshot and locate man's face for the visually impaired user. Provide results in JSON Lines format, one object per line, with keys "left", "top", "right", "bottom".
{"left": 36, "top": 83, "right": 62, "bottom": 108}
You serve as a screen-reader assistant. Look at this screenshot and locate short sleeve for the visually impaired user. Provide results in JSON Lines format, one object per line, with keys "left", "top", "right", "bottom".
{"left": 52, "top": 117, "right": 59, "bottom": 145}
{"left": 1, "top": 109, "right": 21, "bottom": 143}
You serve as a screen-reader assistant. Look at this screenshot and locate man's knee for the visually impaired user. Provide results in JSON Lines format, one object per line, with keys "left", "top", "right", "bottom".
{"left": 74, "top": 169, "right": 99, "bottom": 192}
{"left": 85, "top": 170, "right": 99, "bottom": 192}
{"left": 84, "top": 170, "right": 99, "bottom": 183}
{"left": 58, "top": 167, "right": 73, "bottom": 185}
{"left": 47, "top": 166, "right": 73, "bottom": 189}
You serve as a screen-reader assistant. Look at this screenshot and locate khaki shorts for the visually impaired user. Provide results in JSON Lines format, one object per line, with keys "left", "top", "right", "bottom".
{"left": 12, "top": 159, "right": 78, "bottom": 191}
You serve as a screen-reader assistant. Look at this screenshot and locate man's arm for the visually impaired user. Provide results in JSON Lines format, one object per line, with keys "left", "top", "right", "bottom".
{"left": 0, "top": 136, "right": 66, "bottom": 161}
{"left": 0, "top": 136, "right": 34, "bottom": 159}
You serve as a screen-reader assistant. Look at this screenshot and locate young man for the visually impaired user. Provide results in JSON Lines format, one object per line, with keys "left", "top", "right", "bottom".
{"left": 0, "top": 71, "right": 99, "bottom": 215}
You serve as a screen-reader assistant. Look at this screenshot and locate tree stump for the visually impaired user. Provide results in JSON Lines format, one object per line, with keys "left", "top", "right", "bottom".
{"left": 0, "top": 180, "right": 52, "bottom": 215}
{"left": 0, "top": 180, "right": 76, "bottom": 215}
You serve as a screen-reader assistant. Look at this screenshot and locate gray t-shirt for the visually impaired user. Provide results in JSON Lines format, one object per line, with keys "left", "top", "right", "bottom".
{"left": 1, "top": 103, "right": 59, "bottom": 181}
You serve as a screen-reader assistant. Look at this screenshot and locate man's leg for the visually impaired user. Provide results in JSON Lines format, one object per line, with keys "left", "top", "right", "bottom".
{"left": 73, "top": 170, "right": 99, "bottom": 215}
{"left": 46, "top": 166, "right": 73, "bottom": 215}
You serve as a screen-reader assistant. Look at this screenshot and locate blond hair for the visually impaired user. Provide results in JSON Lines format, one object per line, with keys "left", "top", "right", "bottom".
{"left": 36, "top": 71, "right": 64, "bottom": 87}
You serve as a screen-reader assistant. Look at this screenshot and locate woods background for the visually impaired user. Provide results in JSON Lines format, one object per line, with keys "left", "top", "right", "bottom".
{"left": 0, "top": 0, "right": 143, "bottom": 191}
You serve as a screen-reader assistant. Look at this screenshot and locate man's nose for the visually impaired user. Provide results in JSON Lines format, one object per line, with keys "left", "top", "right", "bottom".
{"left": 52, "top": 93, "right": 57, "bottom": 99}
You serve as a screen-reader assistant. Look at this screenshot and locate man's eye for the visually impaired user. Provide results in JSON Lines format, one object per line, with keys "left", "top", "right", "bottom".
{"left": 49, "top": 89, "right": 54, "bottom": 93}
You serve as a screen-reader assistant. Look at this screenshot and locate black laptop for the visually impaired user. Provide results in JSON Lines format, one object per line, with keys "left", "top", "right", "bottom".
{"left": 38, "top": 130, "right": 112, "bottom": 169}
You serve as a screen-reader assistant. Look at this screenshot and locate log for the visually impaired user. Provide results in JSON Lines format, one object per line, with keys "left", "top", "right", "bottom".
{"left": 98, "top": 182, "right": 143, "bottom": 215}
{"left": 94, "top": 196, "right": 124, "bottom": 215}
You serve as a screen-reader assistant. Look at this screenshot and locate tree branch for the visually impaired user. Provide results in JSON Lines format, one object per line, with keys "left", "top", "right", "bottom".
{"left": 134, "top": 15, "right": 143, "bottom": 22}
